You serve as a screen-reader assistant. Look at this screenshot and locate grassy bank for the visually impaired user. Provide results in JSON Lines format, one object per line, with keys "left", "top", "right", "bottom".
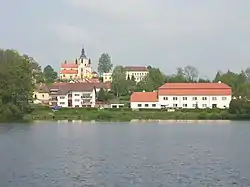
{"left": 25, "top": 106, "right": 250, "bottom": 122}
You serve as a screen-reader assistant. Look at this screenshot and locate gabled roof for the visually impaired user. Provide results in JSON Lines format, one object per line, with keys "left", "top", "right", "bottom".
{"left": 159, "top": 83, "right": 230, "bottom": 89}
{"left": 35, "top": 83, "right": 49, "bottom": 93}
{"left": 158, "top": 83, "right": 231, "bottom": 96}
{"left": 48, "top": 82, "right": 111, "bottom": 95}
{"left": 130, "top": 92, "right": 158, "bottom": 102}
{"left": 61, "top": 63, "right": 78, "bottom": 68}
{"left": 125, "top": 66, "right": 148, "bottom": 72}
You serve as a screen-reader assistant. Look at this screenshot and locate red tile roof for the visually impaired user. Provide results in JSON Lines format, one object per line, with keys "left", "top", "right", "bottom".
{"left": 60, "top": 70, "right": 78, "bottom": 74}
{"left": 61, "top": 63, "right": 78, "bottom": 68}
{"left": 130, "top": 92, "right": 158, "bottom": 102}
{"left": 125, "top": 66, "right": 148, "bottom": 71}
{"left": 158, "top": 83, "right": 231, "bottom": 96}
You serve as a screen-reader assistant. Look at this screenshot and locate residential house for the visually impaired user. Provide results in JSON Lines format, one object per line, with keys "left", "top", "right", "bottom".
{"left": 33, "top": 83, "right": 50, "bottom": 105}
{"left": 103, "top": 66, "right": 149, "bottom": 83}
{"left": 130, "top": 82, "right": 232, "bottom": 109}
{"left": 130, "top": 91, "right": 160, "bottom": 109}
{"left": 48, "top": 82, "right": 111, "bottom": 108}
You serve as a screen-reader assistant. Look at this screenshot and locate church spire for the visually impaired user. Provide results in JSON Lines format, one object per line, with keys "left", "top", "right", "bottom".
{"left": 80, "top": 45, "right": 87, "bottom": 59}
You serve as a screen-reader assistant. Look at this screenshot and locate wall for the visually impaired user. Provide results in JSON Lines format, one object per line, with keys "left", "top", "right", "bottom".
{"left": 33, "top": 92, "right": 50, "bottom": 104}
{"left": 130, "top": 102, "right": 161, "bottom": 109}
{"left": 57, "top": 94, "right": 69, "bottom": 107}
{"left": 126, "top": 71, "right": 148, "bottom": 82}
{"left": 158, "top": 95, "right": 231, "bottom": 109}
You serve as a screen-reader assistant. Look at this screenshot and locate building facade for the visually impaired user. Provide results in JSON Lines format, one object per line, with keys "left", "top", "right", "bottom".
{"left": 102, "top": 66, "right": 149, "bottom": 83}
{"left": 59, "top": 47, "right": 98, "bottom": 82}
{"left": 33, "top": 83, "right": 50, "bottom": 105}
{"left": 130, "top": 83, "right": 232, "bottom": 109}
{"left": 125, "top": 66, "right": 149, "bottom": 83}
{"left": 48, "top": 82, "right": 111, "bottom": 108}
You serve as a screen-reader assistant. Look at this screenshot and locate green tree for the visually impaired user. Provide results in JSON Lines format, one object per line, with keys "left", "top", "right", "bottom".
{"left": 43, "top": 65, "right": 57, "bottom": 84}
{"left": 136, "top": 67, "right": 165, "bottom": 91}
{"left": 23, "top": 55, "right": 44, "bottom": 83}
{"left": 111, "top": 66, "right": 128, "bottom": 96}
{"left": 0, "top": 49, "right": 34, "bottom": 121}
{"left": 97, "top": 88, "right": 106, "bottom": 101}
{"left": 97, "top": 53, "right": 113, "bottom": 76}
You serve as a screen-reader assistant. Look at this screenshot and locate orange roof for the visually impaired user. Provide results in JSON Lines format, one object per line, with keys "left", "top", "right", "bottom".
{"left": 60, "top": 70, "right": 78, "bottom": 74}
{"left": 61, "top": 63, "right": 78, "bottom": 68}
{"left": 130, "top": 92, "right": 158, "bottom": 102}
{"left": 158, "top": 83, "right": 231, "bottom": 96}
{"left": 125, "top": 66, "right": 148, "bottom": 71}
{"left": 159, "top": 83, "right": 230, "bottom": 89}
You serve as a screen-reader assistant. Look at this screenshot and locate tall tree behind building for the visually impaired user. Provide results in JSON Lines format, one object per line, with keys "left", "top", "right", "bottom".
{"left": 98, "top": 53, "right": 113, "bottom": 76}
{"left": 43, "top": 65, "right": 57, "bottom": 84}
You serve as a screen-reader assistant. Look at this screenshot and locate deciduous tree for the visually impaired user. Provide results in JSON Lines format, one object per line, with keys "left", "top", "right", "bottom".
{"left": 97, "top": 53, "right": 113, "bottom": 76}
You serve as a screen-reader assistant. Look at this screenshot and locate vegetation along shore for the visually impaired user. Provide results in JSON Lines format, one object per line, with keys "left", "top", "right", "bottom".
{"left": 1, "top": 48, "right": 250, "bottom": 122}
{"left": 26, "top": 104, "right": 250, "bottom": 122}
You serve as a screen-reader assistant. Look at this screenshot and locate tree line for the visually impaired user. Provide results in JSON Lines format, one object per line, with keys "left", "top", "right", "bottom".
{"left": 1, "top": 48, "right": 250, "bottom": 121}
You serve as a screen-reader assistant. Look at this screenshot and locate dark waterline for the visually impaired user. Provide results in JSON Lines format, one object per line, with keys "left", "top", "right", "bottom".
{"left": 0, "top": 121, "right": 250, "bottom": 187}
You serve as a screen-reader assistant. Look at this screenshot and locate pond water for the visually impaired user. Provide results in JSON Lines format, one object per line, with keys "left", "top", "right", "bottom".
{"left": 0, "top": 121, "right": 250, "bottom": 187}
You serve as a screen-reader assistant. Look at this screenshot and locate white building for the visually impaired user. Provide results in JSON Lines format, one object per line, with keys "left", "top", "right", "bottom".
{"left": 49, "top": 83, "right": 96, "bottom": 107}
{"left": 102, "top": 66, "right": 149, "bottom": 83}
{"left": 130, "top": 83, "right": 232, "bottom": 109}
{"left": 130, "top": 91, "right": 161, "bottom": 109}
{"left": 48, "top": 82, "right": 111, "bottom": 108}
{"left": 125, "top": 66, "right": 149, "bottom": 83}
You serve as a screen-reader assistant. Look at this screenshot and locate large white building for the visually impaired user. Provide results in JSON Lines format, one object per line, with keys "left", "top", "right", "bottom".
{"left": 102, "top": 66, "right": 149, "bottom": 83}
{"left": 48, "top": 82, "right": 111, "bottom": 108}
{"left": 130, "top": 83, "right": 232, "bottom": 109}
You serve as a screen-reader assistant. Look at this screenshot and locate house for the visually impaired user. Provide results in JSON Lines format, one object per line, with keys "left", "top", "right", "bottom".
{"left": 33, "top": 83, "right": 50, "bottom": 105}
{"left": 125, "top": 66, "right": 149, "bottom": 83}
{"left": 48, "top": 82, "right": 111, "bottom": 108}
{"left": 102, "top": 66, "right": 149, "bottom": 83}
{"left": 48, "top": 83, "right": 96, "bottom": 107}
{"left": 130, "top": 91, "right": 160, "bottom": 109}
{"left": 130, "top": 82, "right": 232, "bottom": 109}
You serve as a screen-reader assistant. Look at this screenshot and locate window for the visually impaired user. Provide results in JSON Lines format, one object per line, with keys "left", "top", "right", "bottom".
{"left": 34, "top": 94, "right": 37, "bottom": 99}
{"left": 192, "top": 97, "right": 197, "bottom": 100}
{"left": 60, "top": 96, "right": 65, "bottom": 99}
{"left": 222, "top": 97, "right": 227, "bottom": 100}
{"left": 75, "top": 99, "right": 80, "bottom": 102}
{"left": 173, "top": 97, "right": 178, "bottom": 100}
{"left": 60, "top": 102, "right": 65, "bottom": 105}
{"left": 163, "top": 97, "right": 168, "bottom": 100}
{"left": 173, "top": 104, "right": 178, "bottom": 107}
{"left": 212, "top": 97, "right": 217, "bottom": 100}
{"left": 183, "top": 104, "right": 187, "bottom": 107}
{"left": 74, "top": 94, "right": 80, "bottom": 96}
{"left": 202, "top": 104, "right": 207, "bottom": 108}
{"left": 192, "top": 104, "right": 197, "bottom": 108}
{"left": 183, "top": 97, "right": 187, "bottom": 100}
{"left": 152, "top": 104, "right": 156, "bottom": 107}
{"left": 202, "top": 97, "right": 207, "bottom": 100}
{"left": 137, "top": 104, "right": 142, "bottom": 107}
{"left": 145, "top": 104, "right": 149, "bottom": 107}
{"left": 42, "top": 94, "right": 44, "bottom": 98}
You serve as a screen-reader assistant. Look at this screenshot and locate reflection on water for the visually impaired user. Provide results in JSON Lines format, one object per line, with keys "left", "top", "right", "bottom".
{"left": 0, "top": 121, "right": 250, "bottom": 187}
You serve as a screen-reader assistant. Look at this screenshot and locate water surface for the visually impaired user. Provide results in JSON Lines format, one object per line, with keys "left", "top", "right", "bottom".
{"left": 0, "top": 121, "right": 250, "bottom": 187}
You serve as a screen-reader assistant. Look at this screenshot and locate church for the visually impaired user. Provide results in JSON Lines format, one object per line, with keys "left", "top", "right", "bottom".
{"left": 59, "top": 47, "right": 99, "bottom": 82}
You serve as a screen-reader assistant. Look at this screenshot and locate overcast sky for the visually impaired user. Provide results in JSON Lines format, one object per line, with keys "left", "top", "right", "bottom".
{"left": 0, "top": 0, "right": 249, "bottom": 78}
